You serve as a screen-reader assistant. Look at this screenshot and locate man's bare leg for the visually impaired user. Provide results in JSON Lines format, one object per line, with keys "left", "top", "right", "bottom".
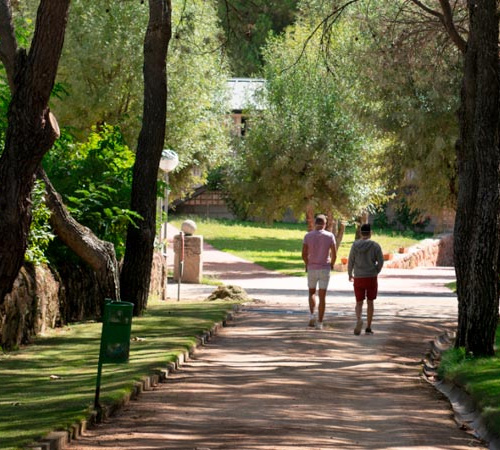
{"left": 308, "top": 288, "right": 316, "bottom": 314}
{"left": 308, "top": 288, "right": 317, "bottom": 326}
{"left": 318, "top": 288, "right": 327, "bottom": 323}
{"left": 355, "top": 300, "right": 363, "bottom": 321}
{"left": 354, "top": 300, "right": 364, "bottom": 335}
{"left": 366, "top": 300, "right": 374, "bottom": 330}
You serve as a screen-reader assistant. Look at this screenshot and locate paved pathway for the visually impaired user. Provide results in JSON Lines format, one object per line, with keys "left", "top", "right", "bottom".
{"left": 67, "top": 228, "right": 487, "bottom": 449}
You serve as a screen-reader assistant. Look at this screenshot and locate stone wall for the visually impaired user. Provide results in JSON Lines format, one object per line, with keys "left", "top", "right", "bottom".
{"left": 0, "top": 263, "right": 61, "bottom": 349}
{"left": 384, "top": 234, "right": 454, "bottom": 269}
{"left": 0, "top": 252, "right": 168, "bottom": 350}
{"left": 335, "top": 234, "right": 454, "bottom": 272}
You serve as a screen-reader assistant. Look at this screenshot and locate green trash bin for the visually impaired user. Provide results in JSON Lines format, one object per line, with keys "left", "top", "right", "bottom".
{"left": 100, "top": 300, "right": 134, "bottom": 364}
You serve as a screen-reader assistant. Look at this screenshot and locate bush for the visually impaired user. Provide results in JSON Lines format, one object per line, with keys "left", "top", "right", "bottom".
{"left": 44, "top": 124, "right": 139, "bottom": 259}
{"left": 25, "top": 180, "right": 55, "bottom": 265}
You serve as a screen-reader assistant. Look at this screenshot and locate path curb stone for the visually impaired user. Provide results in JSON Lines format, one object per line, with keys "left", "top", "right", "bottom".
{"left": 423, "top": 331, "right": 500, "bottom": 449}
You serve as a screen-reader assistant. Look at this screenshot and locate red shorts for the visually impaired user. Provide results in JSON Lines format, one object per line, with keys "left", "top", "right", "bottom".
{"left": 353, "top": 277, "right": 378, "bottom": 302}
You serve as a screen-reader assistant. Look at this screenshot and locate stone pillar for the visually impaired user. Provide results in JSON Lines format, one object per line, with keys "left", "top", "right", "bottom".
{"left": 173, "top": 234, "right": 203, "bottom": 283}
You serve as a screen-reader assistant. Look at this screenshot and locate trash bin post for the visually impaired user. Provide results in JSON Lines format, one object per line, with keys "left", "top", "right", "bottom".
{"left": 94, "top": 300, "right": 134, "bottom": 412}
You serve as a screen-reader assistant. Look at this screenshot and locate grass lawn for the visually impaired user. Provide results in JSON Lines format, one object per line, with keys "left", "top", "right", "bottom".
{"left": 0, "top": 298, "right": 240, "bottom": 450}
{"left": 170, "top": 217, "right": 432, "bottom": 276}
{"left": 438, "top": 327, "right": 500, "bottom": 435}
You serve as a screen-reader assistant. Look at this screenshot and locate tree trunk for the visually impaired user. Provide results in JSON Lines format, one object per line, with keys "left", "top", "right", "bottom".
{"left": 454, "top": 0, "right": 500, "bottom": 356}
{"left": 326, "top": 214, "right": 345, "bottom": 248}
{"left": 354, "top": 211, "right": 369, "bottom": 240}
{"left": 326, "top": 211, "right": 334, "bottom": 232}
{"left": 335, "top": 221, "right": 346, "bottom": 248}
{"left": 38, "top": 168, "right": 120, "bottom": 301}
{"left": 120, "top": 0, "right": 172, "bottom": 315}
{"left": 0, "top": 0, "right": 70, "bottom": 305}
{"left": 305, "top": 204, "right": 314, "bottom": 231}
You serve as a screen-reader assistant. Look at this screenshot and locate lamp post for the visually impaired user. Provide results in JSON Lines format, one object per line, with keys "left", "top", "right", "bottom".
{"left": 159, "top": 149, "right": 179, "bottom": 260}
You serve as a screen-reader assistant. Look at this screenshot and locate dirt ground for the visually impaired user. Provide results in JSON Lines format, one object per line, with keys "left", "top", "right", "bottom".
{"left": 66, "top": 305, "right": 486, "bottom": 449}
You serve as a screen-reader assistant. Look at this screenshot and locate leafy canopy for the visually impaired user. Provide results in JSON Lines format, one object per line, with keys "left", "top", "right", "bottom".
{"left": 225, "top": 19, "right": 385, "bottom": 221}
{"left": 51, "top": 0, "right": 231, "bottom": 201}
{"left": 342, "top": 0, "right": 461, "bottom": 218}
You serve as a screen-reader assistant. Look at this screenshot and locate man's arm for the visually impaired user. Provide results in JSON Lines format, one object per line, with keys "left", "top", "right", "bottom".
{"left": 302, "top": 243, "right": 308, "bottom": 271}
{"left": 330, "top": 241, "right": 337, "bottom": 270}
{"left": 376, "top": 243, "right": 384, "bottom": 273}
{"left": 348, "top": 247, "right": 354, "bottom": 281}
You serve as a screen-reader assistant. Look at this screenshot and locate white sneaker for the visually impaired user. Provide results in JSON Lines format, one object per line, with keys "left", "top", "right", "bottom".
{"left": 315, "top": 322, "right": 323, "bottom": 330}
{"left": 308, "top": 315, "right": 316, "bottom": 327}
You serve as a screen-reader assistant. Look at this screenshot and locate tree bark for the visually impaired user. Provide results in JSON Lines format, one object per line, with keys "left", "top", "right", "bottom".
{"left": 326, "top": 211, "right": 334, "bottom": 233}
{"left": 37, "top": 168, "right": 120, "bottom": 300}
{"left": 120, "top": 0, "right": 172, "bottom": 315}
{"left": 354, "top": 211, "right": 369, "bottom": 240}
{"left": 305, "top": 204, "right": 314, "bottom": 231}
{"left": 335, "top": 221, "right": 346, "bottom": 248}
{"left": 453, "top": 0, "right": 500, "bottom": 356}
{"left": 0, "top": 0, "right": 70, "bottom": 305}
{"left": 326, "top": 214, "right": 345, "bottom": 248}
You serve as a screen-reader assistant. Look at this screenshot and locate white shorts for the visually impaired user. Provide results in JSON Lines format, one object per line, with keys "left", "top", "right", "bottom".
{"left": 307, "top": 268, "right": 331, "bottom": 290}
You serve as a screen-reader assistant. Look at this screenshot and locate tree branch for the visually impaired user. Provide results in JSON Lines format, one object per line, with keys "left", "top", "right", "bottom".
{"left": 408, "top": 0, "right": 466, "bottom": 53}
{"left": 37, "top": 167, "right": 120, "bottom": 300}
{"left": 27, "top": 0, "right": 71, "bottom": 101}
{"left": 0, "top": 0, "right": 18, "bottom": 92}
{"left": 407, "top": 0, "right": 443, "bottom": 19}
{"left": 283, "top": 0, "right": 361, "bottom": 74}
{"left": 438, "top": 0, "right": 467, "bottom": 53}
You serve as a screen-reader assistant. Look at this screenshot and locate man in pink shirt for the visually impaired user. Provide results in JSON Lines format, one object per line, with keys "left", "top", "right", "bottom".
{"left": 302, "top": 214, "right": 337, "bottom": 330}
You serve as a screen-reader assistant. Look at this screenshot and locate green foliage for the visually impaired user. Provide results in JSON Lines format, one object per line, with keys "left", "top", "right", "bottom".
{"left": 341, "top": 1, "right": 461, "bottom": 217}
{"left": 165, "top": 0, "right": 232, "bottom": 200}
{"left": 216, "top": 0, "right": 300, "bottom": 76}
{"left": 50, "top": 0, "right": 148, "bottom": 143}
{"left": 43, "top": 124, "right": 138, "bottom": 258}
{"left": 25, "top": 180, "right": 55, "bottom": 265}
{"left": 50, "top": 0, "right": 230, "bottom": 201}
{"left": 224, "top": 20, "right": 386, "bottom": 222}
{"left": 393, "top": 198, "right": 430, "bottom": 231}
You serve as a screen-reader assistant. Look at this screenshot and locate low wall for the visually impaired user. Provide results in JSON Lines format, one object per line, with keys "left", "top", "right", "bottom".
{"left": 384, "top": 234, "right": 454, "bottom": 269}
{"left": 0, "top": 252, "right": 169, "bottom": 350}
{"left": 335, "top": 234, "right": 454, "bottom": 271}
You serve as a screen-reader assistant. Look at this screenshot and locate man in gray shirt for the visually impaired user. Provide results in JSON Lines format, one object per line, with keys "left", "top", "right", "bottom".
{"left": 347, "top": 223, "right": 384, "bottom": 335}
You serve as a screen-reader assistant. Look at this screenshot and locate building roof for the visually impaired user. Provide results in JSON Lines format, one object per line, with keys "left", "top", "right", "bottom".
{"left": 226, "top": 78, "right": 266, "bottom": 111}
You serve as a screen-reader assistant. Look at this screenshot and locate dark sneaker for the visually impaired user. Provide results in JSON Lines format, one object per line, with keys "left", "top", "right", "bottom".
{"left": 365, "top": 327, "right": 374, "bottom": 335}
{"left": 354, "top": 319, "right": 363, "bottom": 335}
{"left": 308, "top": 318, "right": 316, "bottom": 327}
